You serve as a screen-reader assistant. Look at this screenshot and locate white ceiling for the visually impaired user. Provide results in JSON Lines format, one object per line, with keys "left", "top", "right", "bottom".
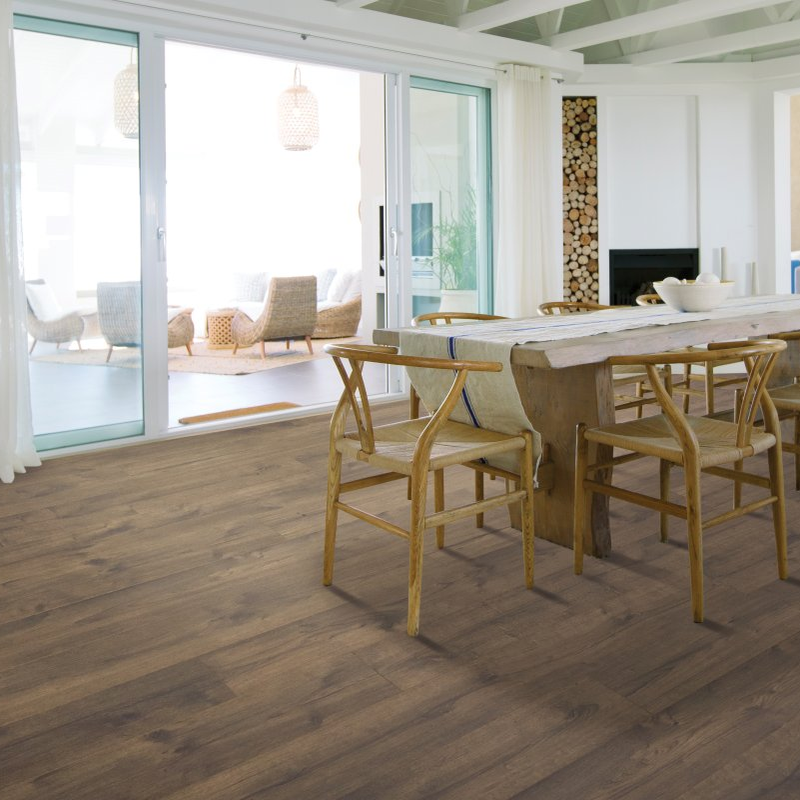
{"left": 325, "top": 0, "right": 800, "bottom": 66}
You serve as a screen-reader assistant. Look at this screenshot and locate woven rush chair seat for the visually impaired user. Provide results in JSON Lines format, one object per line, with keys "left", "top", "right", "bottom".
{"left": 337, "top": 418, "right": 527, "bottom": 474}
{"left": 584, "top": 413, "right": 777, "bottom": 468}
{"left": 323, "top": 342, "right": 543, "bottom": 637}
{"left": 573, "top": 339, "right": 788, "bottom": 623}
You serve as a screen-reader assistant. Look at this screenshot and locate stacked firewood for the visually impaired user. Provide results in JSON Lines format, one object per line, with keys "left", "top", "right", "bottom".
{"left": 562, "top": 97, "right": 599, "bottom": 302}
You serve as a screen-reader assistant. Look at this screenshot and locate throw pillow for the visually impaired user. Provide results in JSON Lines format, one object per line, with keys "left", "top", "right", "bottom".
{"left": 231, "top": 272, "right": 269, "bottom": 303}
{"left": 26, "top": 282, "right": 64, "bottom": 322}
{"left": 342, "top": 272, "right": 361, "bottom": 303}
{"left": 326, "top": 271, "right": 353, "bottom": 304}
{"left": 316, "top": 268, "right": 337, "bottom": 302}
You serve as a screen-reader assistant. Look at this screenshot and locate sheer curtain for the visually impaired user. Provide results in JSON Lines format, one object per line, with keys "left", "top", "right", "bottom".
{"left": 494, "top": 65, "right": 562, "bottom": 318}
{"left": 0, "top": 0, "right": 40, "bottom": 483}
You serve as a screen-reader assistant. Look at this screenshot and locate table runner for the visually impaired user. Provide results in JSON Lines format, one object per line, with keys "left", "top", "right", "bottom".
{"left": 399, "top": 294, "right": 800, "bottom": 474}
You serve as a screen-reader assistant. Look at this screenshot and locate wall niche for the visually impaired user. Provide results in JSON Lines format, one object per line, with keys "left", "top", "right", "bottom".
{"left": 562, "top": 97, "right": 598, "bottom": 302}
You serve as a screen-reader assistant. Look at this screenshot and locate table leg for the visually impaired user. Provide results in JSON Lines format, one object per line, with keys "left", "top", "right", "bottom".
{"left": 512, "top": 361, "right": 615, "bottom": 557}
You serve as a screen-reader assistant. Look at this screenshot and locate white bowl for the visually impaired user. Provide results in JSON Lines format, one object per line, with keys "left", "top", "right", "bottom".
{"left": 653, "top": 280, "right": 734, "bottom": 312}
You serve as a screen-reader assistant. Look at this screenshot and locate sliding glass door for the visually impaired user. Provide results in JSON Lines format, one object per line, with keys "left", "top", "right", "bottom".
{"left": 14, "top": 16, "right": 143, "bottom": 450}
{"left": 408, "top": 78, "right": 492, "bottom": 318}
{"left": 163, "top": 42, "right": 386, "bottom": 426}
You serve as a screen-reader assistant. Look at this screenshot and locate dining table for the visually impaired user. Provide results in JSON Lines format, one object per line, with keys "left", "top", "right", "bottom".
{"left": 375, "top": 294, "right": 800, "bottom": 557}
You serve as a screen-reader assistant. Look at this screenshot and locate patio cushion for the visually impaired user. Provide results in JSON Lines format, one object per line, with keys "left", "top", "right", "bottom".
{"left": 231, "top": 272, "right": 269, "bottom": 303}
{"left": 26, "top": 281, "right": 63, "bottom": 322}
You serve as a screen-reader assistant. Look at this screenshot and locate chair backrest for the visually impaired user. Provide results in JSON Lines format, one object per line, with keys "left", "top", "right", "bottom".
{"left": 97, "top": 281, "right": 141, "bottom": 346}
{"left": 324, "top": 343, "right": 501, "bottom": 456}
{"left": 635, "top": 293, "right": 663, "bottom": 306}
{"left": 257, "top": 276, "right": 318, "bottom": 339}
{"left": 612, "top": 339, "right": 787, "bottom": 450}
{"left": 538, "top": 301, "right": 613, "bottom": 315}
{"left": 412, "top": 311, "right": 507, "bottom": 326}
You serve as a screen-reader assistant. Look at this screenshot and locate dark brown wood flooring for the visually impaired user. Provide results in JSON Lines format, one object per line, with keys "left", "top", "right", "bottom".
{"left": 3, "top": 403, "right": 800, "bottom": 799}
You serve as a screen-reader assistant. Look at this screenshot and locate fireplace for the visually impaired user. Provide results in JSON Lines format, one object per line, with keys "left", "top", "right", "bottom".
{"left": 609, "top": 248, "right": 699, "bottom": 305}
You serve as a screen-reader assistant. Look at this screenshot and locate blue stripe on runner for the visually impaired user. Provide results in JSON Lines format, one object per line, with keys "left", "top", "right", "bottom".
{"left": 448, "top": 336, "right": 481, "bottom": 428}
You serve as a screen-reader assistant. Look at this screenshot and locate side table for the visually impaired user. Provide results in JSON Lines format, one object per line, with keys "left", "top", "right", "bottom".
{"left": 206, "top": 308, "right": 237, "bottom": 350}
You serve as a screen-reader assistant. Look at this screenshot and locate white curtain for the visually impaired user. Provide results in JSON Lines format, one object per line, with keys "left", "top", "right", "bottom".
{"left": 0, "top": 0, "right": 40, "bottom": 483}
{"left": 494, "top": 64, "right": 562, "bottom": 318}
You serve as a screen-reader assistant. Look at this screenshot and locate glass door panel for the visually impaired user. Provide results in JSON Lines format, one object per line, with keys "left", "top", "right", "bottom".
{"left": 14, "top": 16, "right": 143, "bottom": 450}
{"left": 164, "top": 42, "right": 387, "bottom": 425}
{"left": 408, "top": 78, "right": 492, "bottom": 319}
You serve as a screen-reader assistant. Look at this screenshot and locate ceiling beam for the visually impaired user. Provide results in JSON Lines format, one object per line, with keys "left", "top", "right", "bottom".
{"left": 629, "top": 17, "right": 800, "bottom": 65}
{"left": 458, "top": 0, "right": 588, "bottom": 33}
{"left": 535, "top": 9, "right": 565, "bottom": 38}
{"left": 548, "top": 0, "right": 784, "bottom": 50}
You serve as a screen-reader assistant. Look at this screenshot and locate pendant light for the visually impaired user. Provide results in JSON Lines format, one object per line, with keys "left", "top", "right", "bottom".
{"left": 277, "top": 66, "right": 319, "bottom": 151}
{"left": 114, "top": 50, "right": 139, "bottom": 139}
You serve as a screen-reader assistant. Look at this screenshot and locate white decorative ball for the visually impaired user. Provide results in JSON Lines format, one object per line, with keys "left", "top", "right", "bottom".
{"left": 661, "top": 276, "right": 681, "bottom": 285}
{"left": 695, "top": 272, "right": 721, "bottom": 284}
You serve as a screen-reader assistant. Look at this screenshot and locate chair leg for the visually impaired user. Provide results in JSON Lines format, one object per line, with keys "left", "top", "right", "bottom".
{"left": 305, "top": 335, "right": 314, "bottom": 355}
{"left": 474, "top": 470, "right": 484, "bottom": 528}
{"left": 794, "top": 413, "right": 800, "bottom": 491}
{"left": 77, "top": 339, "right": 83, "bottom": 352}
{"left": 185, "top": 343, "right": 192, "bottom": 356}
{"left": 573, "top": 423, "right": 589, "bottom": 575}
{"left": 659, "top": 459, "right": 670, "bottom": 542}
{"left": 407, "top": 471, "right": 428, "bottom": 637}
{"left": 520, "top": 432, "right": 535, "bottom": 589}
{"left": 704, "top": 362, "right": 715, "bottom": 415}
{"left": 323, "top": 448, "right": 342, "bottom": 586}
{"left": 232, "top": 344, "right": 239, "bottom": 355}
{"left": 105, "top": 346, "right": 113, "bottom": 363}
{"left": 260, "top": 341, "right": 266, "bottom": 360}
{"left": 434, "top": 469, "right": 445, "bottom": 549}
{"left": 635, "top": 380, "right": 644, "bottom": 419}
{"left": 29, "top": 339, "right": 37, "bottom": 355}
{"left": 682, "top": 364, "right": 691, "bottom": 413}
{"left": 684, "top": 461, "right": 704, "bottom": 622}
{"left": 766, "top": 439, "right": 789, "bottom": 581}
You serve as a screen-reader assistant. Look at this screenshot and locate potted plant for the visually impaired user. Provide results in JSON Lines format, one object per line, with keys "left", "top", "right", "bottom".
{"left": 419, "top": 189, "right": 478, "bottom": 312}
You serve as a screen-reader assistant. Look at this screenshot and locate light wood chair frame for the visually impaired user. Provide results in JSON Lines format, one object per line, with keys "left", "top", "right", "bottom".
{"left": 323, "top": 343, "right": 541, "bottom": 637}
{"left": 573, "top": 339, "right": 788, "bottom": 623}
{"left": 635, "top": 293, "right": 662, "bottom": 306}
{"left": 764, "top": 329, "right": 800, "bottom": 489}
{"left": 537, "top": 300, "right": 614, "bottom": 315}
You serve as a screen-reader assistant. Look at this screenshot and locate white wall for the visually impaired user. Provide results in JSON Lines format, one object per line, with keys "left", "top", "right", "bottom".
{"left": 566, "top": 80, "right": 762, "bottom": 300}
{"left": 605, "top": 95, "right": 697, "bottom": 251}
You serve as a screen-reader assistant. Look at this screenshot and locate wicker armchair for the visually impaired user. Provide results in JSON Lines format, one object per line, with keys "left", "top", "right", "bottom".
{"left": 231, "top": 276, "right": 318, "bottom": 358}
{"left": 313, "top": 294, "right": 362, "bottom": 339}
{"left": 167, "top": 308, "right": 195, "bottom": 355}
{"left": 97, "top": 281, "right": 141, "bottom": 362}
{"left": 25, "top": 279, "right": 84, "bottom": 354}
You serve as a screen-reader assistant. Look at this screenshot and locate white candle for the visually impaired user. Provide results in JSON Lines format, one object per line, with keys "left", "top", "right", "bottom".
{"left": 720, "top": 247, "right": 728, "bottom": 281}
{"left": 750, "top": 262, "right": 759, "bottom": 296}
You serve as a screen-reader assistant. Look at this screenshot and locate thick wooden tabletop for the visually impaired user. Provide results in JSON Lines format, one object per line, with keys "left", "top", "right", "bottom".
{"left": 374, "top": 296, "right": 800, "bottom": 370}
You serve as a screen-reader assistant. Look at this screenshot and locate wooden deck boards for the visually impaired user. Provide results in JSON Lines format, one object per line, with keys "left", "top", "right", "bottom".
{"left": 2, "top": 404, "right": 800, "bottom": 799}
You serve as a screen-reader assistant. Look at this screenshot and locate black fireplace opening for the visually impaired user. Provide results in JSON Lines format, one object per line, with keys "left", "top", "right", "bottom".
{"left": 609, "top": 248, "right": 699, "bottom": 305}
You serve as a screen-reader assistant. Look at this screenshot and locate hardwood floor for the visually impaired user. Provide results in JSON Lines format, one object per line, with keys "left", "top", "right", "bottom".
{"left": 3, "top": 403, "right": 800, "bottom": 798}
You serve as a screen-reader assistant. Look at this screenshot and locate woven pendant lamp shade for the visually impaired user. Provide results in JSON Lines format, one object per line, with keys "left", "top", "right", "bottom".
{"left": 114, "top": 60, "right": 139, "bottom": 139}
{"left": 277, "top": 67, "right": 319, "bottom": 151}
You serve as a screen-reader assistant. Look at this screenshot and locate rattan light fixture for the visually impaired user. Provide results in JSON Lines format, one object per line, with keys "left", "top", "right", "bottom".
{"left": 277, "top": 66, "right": 319, "bottom": 151}
{"left": 114, "top": 51, "right": 139, "bottom": 139}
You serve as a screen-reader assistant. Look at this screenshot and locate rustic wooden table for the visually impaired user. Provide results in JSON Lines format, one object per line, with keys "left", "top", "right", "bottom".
{"left": 375, "top": 297, "right": 800, "bottom": 557}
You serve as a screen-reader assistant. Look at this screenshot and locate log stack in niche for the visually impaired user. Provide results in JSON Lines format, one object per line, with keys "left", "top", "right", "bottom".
{"left": 563, "top": 97, "right": 599, "bottom": 303}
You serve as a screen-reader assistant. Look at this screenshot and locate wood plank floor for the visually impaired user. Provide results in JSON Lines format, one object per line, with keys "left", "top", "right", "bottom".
{"left": 3, "top": 403, "right": 800, "bottom": 798}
